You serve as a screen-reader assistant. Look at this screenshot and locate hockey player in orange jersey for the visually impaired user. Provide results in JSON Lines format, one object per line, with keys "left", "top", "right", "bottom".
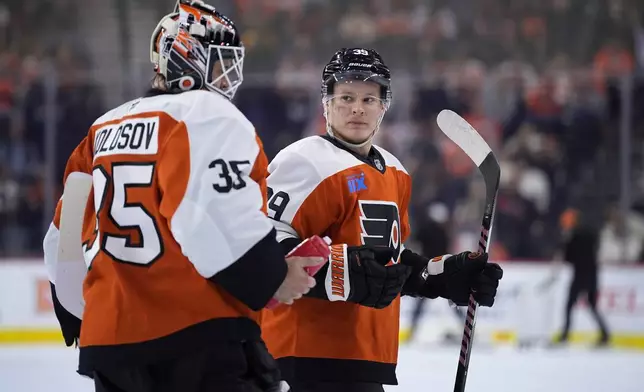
{"left": 260, "top": 48, "right": 504, "bottom": 392}
{"left": 42, "top": 1, "right": 323, "bottom": 391}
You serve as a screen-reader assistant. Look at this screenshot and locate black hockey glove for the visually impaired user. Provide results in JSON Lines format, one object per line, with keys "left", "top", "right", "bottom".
{"left": 401, "top": 250, "right": 503, "bottom": 307}
{"left": 50, "top": 282, "right": 81, "bottom": 347}
{"left": 307, "top": 244, "right": 412, "bottom": 309}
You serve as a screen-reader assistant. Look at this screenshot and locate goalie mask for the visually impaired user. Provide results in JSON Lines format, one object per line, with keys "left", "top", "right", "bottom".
{"left": 321, "top": 48, "right": 392, "bottom": 149}
{"left": 150, "top": 0, "right": 244, "bottom": 99}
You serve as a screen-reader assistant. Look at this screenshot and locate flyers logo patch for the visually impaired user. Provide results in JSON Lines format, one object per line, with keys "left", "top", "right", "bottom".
{"left": 358, "top": 200, "right": 401, "bottom": 264}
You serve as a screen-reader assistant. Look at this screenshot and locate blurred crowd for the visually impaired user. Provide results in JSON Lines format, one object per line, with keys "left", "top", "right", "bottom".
{"left": 2, "top": 0, "right": 644, "bottom": 264}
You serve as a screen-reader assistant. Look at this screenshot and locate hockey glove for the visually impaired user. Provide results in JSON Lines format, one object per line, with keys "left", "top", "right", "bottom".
{"left": 401, "top": 250, "right": 503, "bottom": 307}
{"left": 308, "top": 244, "right": 412, "bottom": 309}
{"left": 50, "top": 282, "right": 81, "bottom": 347}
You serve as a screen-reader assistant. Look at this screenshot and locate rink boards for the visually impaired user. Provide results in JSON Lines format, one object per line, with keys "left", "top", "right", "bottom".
{"left": 1, "top": 259, "right": 643, "bottom": 349}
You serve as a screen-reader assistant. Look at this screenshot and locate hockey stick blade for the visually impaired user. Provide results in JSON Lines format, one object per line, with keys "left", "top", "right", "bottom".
{"left": 437, "top": 110, "right": 500, "bottom": 218}
{"left": 436, "top": 110, "right": 501, "bottom": 392}
{"left": 436, "top": 110, "right": 490, "bottom": 166}
{"left": 56, "top": 172, "right": 93, "bottom": 319}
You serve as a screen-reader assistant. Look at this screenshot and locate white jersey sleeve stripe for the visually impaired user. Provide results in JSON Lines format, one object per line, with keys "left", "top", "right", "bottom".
{"left": 267, "top": 148, "right": 322, "bottom": 225}
{"left": 169, "top": 114, "right": 274, "bottom": 279}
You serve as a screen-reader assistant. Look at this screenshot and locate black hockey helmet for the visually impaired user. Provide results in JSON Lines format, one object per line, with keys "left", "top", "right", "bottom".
{"left": 321, "top": 48, "right": 392, "bottom": 106}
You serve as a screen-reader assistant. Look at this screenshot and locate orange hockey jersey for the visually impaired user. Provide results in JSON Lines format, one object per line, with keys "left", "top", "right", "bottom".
{"left": 261, "top": 135, "right": 412, "bottom": 385}
{"left": 42, "top": 89, "right": 287, "bottom": 371}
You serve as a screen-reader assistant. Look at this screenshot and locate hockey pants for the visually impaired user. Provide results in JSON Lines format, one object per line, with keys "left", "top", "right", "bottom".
{"left": 93, "top": 340, "right": 285, "bottom": 392}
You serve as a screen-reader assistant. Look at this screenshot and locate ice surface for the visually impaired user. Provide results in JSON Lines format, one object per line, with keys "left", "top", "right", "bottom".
{"left": 391, "top": 344, "right": 641, "bottom": 392}
{"left": 0, "top": 344, "right": 640, "bottom": 391}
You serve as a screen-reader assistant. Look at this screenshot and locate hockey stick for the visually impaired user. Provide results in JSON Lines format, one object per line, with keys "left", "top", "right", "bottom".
{"left": 436, "top": 110, "right": 501, "bottom": 392}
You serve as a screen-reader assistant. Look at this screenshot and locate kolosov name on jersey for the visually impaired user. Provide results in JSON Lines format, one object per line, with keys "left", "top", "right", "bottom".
{"left": 94, "top": 117, "right": 159, "bottom": 159}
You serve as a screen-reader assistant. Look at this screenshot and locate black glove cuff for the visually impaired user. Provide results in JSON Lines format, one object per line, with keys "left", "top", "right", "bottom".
{"left": 50, "top": 282, "right": 82, "bottom": 347}
{"left": 400, "top": 249, "right": 439, "bottom": 298}
{"left": 400, "top": 249, "right": 446, "bottom": 299}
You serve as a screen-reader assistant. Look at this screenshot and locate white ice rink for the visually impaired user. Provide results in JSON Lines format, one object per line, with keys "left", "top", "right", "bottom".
{"left": 0, "top": 344, "right": 641, "bottom": 392}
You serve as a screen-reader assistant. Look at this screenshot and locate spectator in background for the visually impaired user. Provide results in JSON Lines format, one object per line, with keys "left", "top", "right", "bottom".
{"left": 0, "top": 162, "right": 19, "bottom": 254}
{"left": 561, "top": 71, "right": 603, "bottom": 182}
{"left": 404, "top": 116, "right": 446, "bottom": 218}
{"left": 555, "top": 208, "right": 610, "bottom": 347}
{"left": 452, "top": 176, "right": 486, "bottom": 251}
{"left": 0, "top": 0, "right": 642, "bottom": 259}
{"left": 598, "top": 203, "right": 644, "bottom": 264}
{"left": 338, "top": 3, "right": 377, "bottom": 46}
{"left": 0, "top": 52, "right": 15, "bottom": 144}
{"left": 593, "top": 39, "right": 634, "bottom": 94}
{"left": 15, "top": 173, "right": 43, "bottom": 251}
{"left": 494, "top": 160, "right": 541, "bottom": 258}
{"left": 22, "top": 44, "right": 103, "bottom": 184}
